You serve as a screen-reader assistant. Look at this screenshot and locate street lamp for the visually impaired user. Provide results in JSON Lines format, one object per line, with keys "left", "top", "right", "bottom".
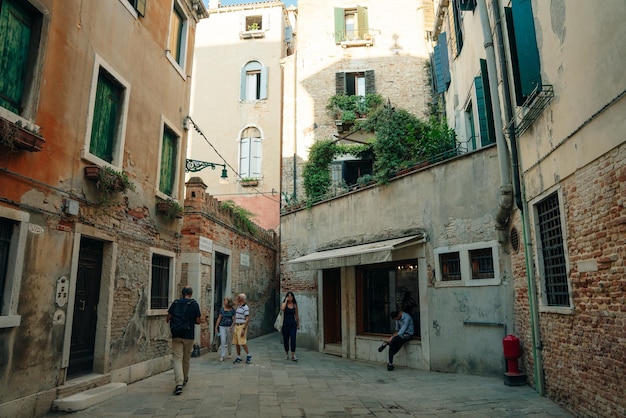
{"left": 185, "top": 159, "right": 228, "bottom": 179}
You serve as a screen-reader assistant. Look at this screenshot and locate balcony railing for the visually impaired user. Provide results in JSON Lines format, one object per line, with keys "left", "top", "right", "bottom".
{"left": 507, "top": 84, "right": 554, "bottom": 138}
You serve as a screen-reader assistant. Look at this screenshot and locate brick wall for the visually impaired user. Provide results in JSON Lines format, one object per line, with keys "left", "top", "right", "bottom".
{"left": 513, "top": 142, "right": 626, "bottom": 416}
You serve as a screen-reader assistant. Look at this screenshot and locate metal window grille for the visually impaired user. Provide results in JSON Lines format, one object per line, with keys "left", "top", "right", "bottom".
{"left": 151, "top": 254, "right": 170, "bottom": 309}
{"left": 470, "top": 248, "right": 494, "bottom": 279}
{"left": 440, "top": 252, "right": 461, "bottom": 281}
{"left": 536, "top": 193, "right": 569, "bottom": 306}
{"left": 0, "top": 219, "right": 13, "bottom": 313}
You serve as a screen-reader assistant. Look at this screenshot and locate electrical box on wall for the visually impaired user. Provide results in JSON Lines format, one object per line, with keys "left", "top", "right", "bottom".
{"left": 64, "top": 198, "right": 79, "bottom": 215}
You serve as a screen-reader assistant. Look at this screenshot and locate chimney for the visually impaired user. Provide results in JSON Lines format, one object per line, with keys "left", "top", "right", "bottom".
{"left": 208, "top": 0, "right": 220, "bottom": 9}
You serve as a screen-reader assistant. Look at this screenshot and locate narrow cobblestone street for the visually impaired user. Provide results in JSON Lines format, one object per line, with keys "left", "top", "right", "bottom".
{"left": 44, "top": 333, "right": 572, "bottom": 417}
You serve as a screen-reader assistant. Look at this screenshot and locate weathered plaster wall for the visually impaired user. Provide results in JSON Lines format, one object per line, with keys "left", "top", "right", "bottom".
{"left": 189, "top": 3, "right": 286, "bottom": 231}
{"left": 282, "top": 0, "right": 433, "bottom": 204}
{"left": 281, "top": 145, "right": 513, "bottom": 376}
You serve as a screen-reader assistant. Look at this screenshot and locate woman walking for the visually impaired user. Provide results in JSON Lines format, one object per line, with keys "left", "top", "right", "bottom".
{"left": 281, "top": 292, "right": 300, "bottom": 361}
{"left": 214, "top": 297, "right": 235, "bottom": 361}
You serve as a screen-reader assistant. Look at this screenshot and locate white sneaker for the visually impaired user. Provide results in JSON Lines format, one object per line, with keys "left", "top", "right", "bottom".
{"left": 219, "top": 357, "right": 224, "bottom": 362}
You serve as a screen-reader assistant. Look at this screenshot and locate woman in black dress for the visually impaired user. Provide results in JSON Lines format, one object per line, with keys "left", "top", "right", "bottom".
{"left": 281, "top": 291, "right": 300, "bottom": 361}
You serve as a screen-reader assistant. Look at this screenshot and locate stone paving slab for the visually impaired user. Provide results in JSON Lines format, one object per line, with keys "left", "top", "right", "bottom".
{"left": 44, "top": 333, "right": 572, "bottom": 417}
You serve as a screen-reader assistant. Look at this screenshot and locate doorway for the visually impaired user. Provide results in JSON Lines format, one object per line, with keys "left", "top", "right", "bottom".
{"left": 214, "top": 252, "right": 229, "bottom": 322}
{"left": 68, "top": 238, "right": 103, "bottom": 377}
{"left": 323, "top": 268, "right": 342, "bottom": 354}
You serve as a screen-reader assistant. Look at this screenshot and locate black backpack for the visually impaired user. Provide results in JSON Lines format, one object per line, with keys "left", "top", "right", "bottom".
{"left": 170, "top": 298, "right": 193, "bottom": 337}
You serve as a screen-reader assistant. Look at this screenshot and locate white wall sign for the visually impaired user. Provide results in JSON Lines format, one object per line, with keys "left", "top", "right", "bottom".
{"left": 199, "top": 236, "right": 213, "bottom": 253}
{"left": 241, "top": 253, "right": 250, "bottom": 266}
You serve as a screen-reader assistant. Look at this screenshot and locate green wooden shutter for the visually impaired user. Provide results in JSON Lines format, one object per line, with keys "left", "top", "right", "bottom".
{"left": 434, "top": 33, "right": 450, "bottom": 94}
{"left": 159, "top": 128, "right": 177, "bottom": 196}
{"left": 511, "top": 0, "right": 542, "bottom": 102}
{"left": 364, "top": 70, "right": 375, "bottom": 94}
{"left": 479, "top": 59, "right": 495, "bottom": 146}
{"left": 474, "top": 60, "right": 495, "bottom": 147}
{"left": 250, "top": 137, "right": 262, "bottom": 178}
{"left": 335, "top": 72, "right": 346, "bottom": 94}
{"left": 240, "top": 66, "right": 247, "bottom": 100}
{"left": 89, "top": 71, "right": 122, "bottom": 163}
{"left": 260, "top": 66, "right": 268, "bottom": 100}
{"left": 357, "top": 6, "right": 368, "bottom": 39}
{"left": 504, "top": 7, "right": 524, "bottom": 106}
{"left": 334, "top": 8, "right": 344, "bottom": 43}
{"left": 0, "top": 0, "right": 34, "bottom": 114}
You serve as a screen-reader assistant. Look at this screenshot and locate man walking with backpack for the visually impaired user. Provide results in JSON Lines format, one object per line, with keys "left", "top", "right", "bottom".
{"left": 166, "top": 287, "right": 201, "bottom": 395}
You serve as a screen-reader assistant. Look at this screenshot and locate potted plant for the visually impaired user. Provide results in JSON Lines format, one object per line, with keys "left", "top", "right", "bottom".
{"left": 0, "top": 116, "right": 45, "bottom": 152}
{"left": 247, "top": 22, "right": 260, "bottom": 31}
{"left": 85, "top": 165, "right": 135, "bottom": 203}
{"left": 156, "top": 199, "right": 184, "bottom": 219}
{"left": 240, "top": 177, "right": 259, "bottom": 187}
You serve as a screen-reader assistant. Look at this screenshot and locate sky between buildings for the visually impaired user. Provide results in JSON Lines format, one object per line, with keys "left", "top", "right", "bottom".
{"left": 203, "top": 0, "right": 298, "bottom": 7}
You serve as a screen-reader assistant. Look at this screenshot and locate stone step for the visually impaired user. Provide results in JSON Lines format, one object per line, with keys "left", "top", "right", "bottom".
{"left": 51, "top": 382, "right": 127, "bottom": 412}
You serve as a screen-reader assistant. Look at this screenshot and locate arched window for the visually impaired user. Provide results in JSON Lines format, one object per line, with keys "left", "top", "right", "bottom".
{"left": 239, "top": 127, "right": 262, "bottom": 178}
{"left": 240, "top": 61, "right": 268, "bottom": 101}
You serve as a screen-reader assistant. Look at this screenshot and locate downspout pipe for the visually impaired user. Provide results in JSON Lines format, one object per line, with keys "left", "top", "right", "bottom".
{"left": 476, "top": 0, "right": 513, "bottom": 240}
{"left": 489, "top": 0, "right": 545, "bottom": 395}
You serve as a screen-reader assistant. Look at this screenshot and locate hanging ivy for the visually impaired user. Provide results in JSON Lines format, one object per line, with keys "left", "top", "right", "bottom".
{"left": 301, "top": 100, "right": 456, "bottom": 204}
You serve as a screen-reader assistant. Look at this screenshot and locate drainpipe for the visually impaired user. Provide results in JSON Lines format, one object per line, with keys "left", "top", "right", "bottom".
{"left": 488, "top": 0, "right": 544, "bottom": 395}
{"left": 476, "top": 0, "right": 513, "bottom": 244}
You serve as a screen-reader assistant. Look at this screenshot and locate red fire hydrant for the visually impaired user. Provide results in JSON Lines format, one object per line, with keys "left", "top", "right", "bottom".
{"left": 502, "top": 334, "right": 526, "bottom": 386}
{"left": 503, "top": 334, "right": 521, "bottom": 374}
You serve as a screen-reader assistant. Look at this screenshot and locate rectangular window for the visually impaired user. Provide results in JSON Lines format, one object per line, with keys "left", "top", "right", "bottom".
{"left": 0, "top": 0, "right": 42, "bottom": 116}
{"left": 159, "top": 125, "right": 178, "bottom": 196}
{"left": 167, "top": 1, "right": 188, "bottom": 72}
{"left": 435, "top": 242, "right": 501, "bottom": 287}
{"left": 440, "top": 252, "right": 461, "bottom": 281}
{"left": 334, "top": 6, "right": 370, "bottom": 44}
{"left": 89, "top": 69, "right": 124, "bottom": 164}
{"left": 246, "top": 70, "right": 261, "bottom": 100}
{"left": 335, "top": 70, "right": 375, "bottom": 95}
{"left": 536, "top": 192, "right": 570, "bottom": 307}
{"left": 449, "top": 0, "right": 464, "bottom": 58}
{"left": 470, "top": 248, "right": 494, "bottom": 279}
{"left": 169, "top": 6, "right": 184, "bottom": 64}
{"left": 245, "top": 15, "right": 262, "bottom": 31}
{"left": 150, "top": 254, "right": 171, "bottom": 310}
{"left": 357, "top": 262, "right": 420, "bottom": 337}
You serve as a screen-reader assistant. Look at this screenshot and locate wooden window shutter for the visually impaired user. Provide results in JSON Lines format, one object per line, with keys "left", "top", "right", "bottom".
{"left": 0, "top": 0, "right": 34, "bottom": 114}
{"left": 159, "top": 128, "right": 178, "bottom": 196}
{"left": 240, "top": 66, "right": 247, "bottom": 100}
{"left": 474, "top": 60, "right": 495, "bottom": 147}
{"left": 335, "top": 72, "right": 346, "bottom": 94}
{"left": 434, "top": 33, "right": 450, "bottom": 94}
{"left": 357, "top": 6, "right": 368, "bottom": 39}
{"left": 479, "top": 59, "right": 495, "bottom": 145}
{"left": 90, "top": 71, "right": 122, "bottom": 163}
{"left": 504, "top": 7, "right": 525, "bottom": 106}
{"left": 364, "top": 70, "right": 375, "bottom": 94}
{"left": 239, "top": 137, "right": 250, "bottom": 177}
{"left": 510, "top": 0, "right": 542, "bottom": 103}
{"left": 334, "top": 8, "right": 345, "bottom": 43}
{"left": 136, "top": 0, "right": 146, "bottom": 16}
{"left": 260, "top": 66, "right": 268, "bottom": 100}
{"left": 250, "top": 137, "right": 262, "bottom": 178}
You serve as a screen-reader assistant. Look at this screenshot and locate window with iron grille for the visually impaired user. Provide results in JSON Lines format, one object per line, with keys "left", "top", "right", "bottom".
{"left": 440, "top": 252, "right": 461, "bottom": 281}
{"left": 470, "top": 248, "right": 494, "bottom": 279}
{"left": 151, "top": 254, "right": 171, "bottom": 309}
{"left": 536, "top": 192, "right": 569, "bottom": 307}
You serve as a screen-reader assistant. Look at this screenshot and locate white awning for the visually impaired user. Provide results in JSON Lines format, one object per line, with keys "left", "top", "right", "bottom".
{"left": 287, "top": 234, "right": 425, "bottom": 271}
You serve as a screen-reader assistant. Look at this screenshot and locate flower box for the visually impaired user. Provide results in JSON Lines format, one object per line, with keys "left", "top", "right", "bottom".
{"left": 0, "top": 116, "right": 45, "bottom": 152}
